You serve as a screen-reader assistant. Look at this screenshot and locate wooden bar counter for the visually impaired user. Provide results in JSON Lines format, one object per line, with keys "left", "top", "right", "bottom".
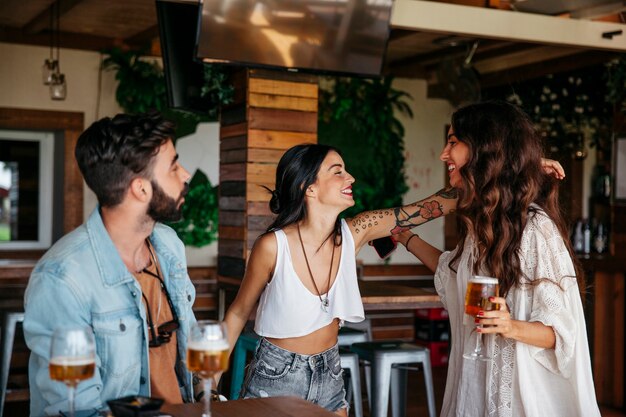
{"left": 358, "top": 280, "right": 441, "bottom": 311}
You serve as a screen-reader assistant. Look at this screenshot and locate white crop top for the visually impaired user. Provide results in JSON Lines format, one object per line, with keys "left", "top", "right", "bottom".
{"left": 254, "top": 219, "right": 365, "bottom": 338}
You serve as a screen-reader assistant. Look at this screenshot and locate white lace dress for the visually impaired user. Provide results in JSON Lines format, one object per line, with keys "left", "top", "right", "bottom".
{"left": 435, "top": 209, "right": 601, "bottom": 417}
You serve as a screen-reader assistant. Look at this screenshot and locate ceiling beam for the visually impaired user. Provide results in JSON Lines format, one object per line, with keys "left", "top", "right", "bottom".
{"left": 125, "top": 24, "right": 159, "bottom": 50}
{"left": 474, "top": 45, "right": 586, "bottom": 74}
{"left": 23, "top": 0, "right": 86, "bottom": 34}
{"left": 480, "top": 50, "right": 617, "bottom": 89}
{"left": 391, "top": 0, "right": 626, "bottom": 52}
{"left": 0, "top": 26, "right": 128, "bottom": 53}
{"left": 388, "top": 38, "right": 510, "bottom": 70}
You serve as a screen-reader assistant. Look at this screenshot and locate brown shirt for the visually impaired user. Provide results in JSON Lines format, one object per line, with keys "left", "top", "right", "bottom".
{"left": 134, "top": 244, "right": 183, "bottom": 404}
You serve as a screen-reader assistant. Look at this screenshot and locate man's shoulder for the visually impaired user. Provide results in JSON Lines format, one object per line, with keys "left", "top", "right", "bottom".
{"left": 152, "top": 222, "right": 186, "bottom": 259}
{"left": 35, "top": 225, "right": 91, "bottom": 273}
{"left": 153, "top": 221, "right": 179, "bottom": 239}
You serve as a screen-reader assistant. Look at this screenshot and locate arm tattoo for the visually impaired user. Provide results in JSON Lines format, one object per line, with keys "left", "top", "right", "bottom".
{"left": 351, "top": 210, "right": 391, "bottom": 234}
{"left": 435, "top": 187, "right": 458, "bottom": 199}
{"left": 390, "top": 200, "right": 444, "bottom": 234}
{"left": 350, "top": 188, "right": 455, "bottom": 235}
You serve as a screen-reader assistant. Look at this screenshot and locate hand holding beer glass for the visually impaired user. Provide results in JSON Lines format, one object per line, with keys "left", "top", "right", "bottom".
{"left": 49, "top": 326, "right": 96, "bottom": 417}
{"left": 187, "top": 320, "right": 229, "bottom": 417}
{"left": 463, "top": 276, "right": 499, "bottom": 361}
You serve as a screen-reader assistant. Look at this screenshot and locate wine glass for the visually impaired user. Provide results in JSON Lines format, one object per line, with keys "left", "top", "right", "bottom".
{"left": 463, "top": 276, "right": 499, "bottom": 361}
{"left": 49, "top": 326, "right": 96, "bottom": 417}
{"left": 187, "top": 320, "right": 229, "bottom": 417}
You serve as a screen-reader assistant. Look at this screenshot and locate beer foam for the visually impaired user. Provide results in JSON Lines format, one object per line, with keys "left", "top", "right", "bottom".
{"left": 469, "top": 276, "right": 498, "bottom": 284}
{"left": 188, "top": 340, "right": 229, "bottom": 351}
{"left": 49, "top": 356, "right": 95, "bottom": 366}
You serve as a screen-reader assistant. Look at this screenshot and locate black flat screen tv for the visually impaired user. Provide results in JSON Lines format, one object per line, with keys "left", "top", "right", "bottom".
{"left": 196, "top": 0, "right": 393, "bottom": 77}
{"left": 156, "top": 0, "right": 210, "bottom": 112}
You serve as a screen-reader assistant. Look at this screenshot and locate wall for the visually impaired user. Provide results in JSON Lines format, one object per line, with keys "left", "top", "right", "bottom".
{"left": 0, "top": 41, "right": 121, "bottom": 222}
{"left": 176, "top": 122, "right": 220, "bottom": 266}
{"left": 0, "top": 43, "right": 121, "bottom": 128}
{"left": 357, "top": 78, "right": 454, "bottom": 265}
{"left": 0, "top": 42, "right": 458, "bottom": 266}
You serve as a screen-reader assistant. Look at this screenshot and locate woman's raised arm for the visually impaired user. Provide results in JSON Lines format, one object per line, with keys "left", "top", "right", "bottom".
{"left": 348, "top": 187, "right": 458, "bottom": 250}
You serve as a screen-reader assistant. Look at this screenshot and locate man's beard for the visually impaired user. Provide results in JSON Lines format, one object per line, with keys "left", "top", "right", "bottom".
{"left": 147, "top": 180, "right": 189, "bottom": 223}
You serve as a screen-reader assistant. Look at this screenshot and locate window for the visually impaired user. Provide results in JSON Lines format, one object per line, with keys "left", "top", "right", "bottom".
{"left": 0, "top": 130, "right": 55, "bottom": 250}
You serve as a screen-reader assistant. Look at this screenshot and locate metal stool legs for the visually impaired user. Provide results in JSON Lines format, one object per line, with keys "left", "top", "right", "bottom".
{"left": 352, "top": 341, "right": 436, "bottom": 417}
{"left": 390, "top": 361, "right": 436, "bottom": 417}
{"left": 340, "top": 351, "right": 363, "bottom": 417}
{"left": 0, "top": 311, "right": 25, "bottom": 417}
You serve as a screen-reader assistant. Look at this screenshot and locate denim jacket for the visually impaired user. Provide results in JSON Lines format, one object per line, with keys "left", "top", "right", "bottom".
{"left": 24, "top": 208, "right": 196, "bottom": 416}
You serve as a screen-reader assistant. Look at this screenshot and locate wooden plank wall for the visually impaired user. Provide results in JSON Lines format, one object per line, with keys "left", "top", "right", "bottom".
{"left": 218, "top": 69, "right": 318, "bottom": 288}
{"left": 593, "top": 271, "right": 625, "bottom": 408}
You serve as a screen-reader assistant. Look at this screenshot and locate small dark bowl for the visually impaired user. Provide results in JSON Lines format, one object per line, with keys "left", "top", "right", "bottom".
{"left": 107, "top": 396, "right": 164, "bottom": 417}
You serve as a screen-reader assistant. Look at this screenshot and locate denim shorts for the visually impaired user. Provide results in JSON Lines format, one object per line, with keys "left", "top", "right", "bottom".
{"left": 240, "top": 338, "right": 348, "bottom": 412}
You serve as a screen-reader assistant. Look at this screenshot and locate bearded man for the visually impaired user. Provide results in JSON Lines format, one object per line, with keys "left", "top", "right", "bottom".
{"left": 24, "top": 112, "right": 197, "bottom": 416}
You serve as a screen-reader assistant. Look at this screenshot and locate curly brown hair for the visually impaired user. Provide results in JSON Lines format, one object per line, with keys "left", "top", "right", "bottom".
{"left": 449, "top": 101, "right": 582, "bottom": 297}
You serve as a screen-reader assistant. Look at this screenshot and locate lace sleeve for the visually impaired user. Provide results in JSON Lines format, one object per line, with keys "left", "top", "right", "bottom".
{"left": 521, "top": 213, "right": 579, "bottom": 377}
{"left": 434, "top": 250, "right": 455, "bottom": 310}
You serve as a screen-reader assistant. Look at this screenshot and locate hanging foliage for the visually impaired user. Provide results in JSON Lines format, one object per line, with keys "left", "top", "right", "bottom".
{"left": 166, "top": 170, "right": 219, "bottom": 247}
{"left": 102, "top": 48, "right": 167, "bottom": 113}
{"left": 318, "top": 77, "right": 412, "bottom": 218}
{"left": 102, "top": 47, "right": 232, "bottom": 247}
{"left": 485, "top": 65, "right": 612, "bottom": 158}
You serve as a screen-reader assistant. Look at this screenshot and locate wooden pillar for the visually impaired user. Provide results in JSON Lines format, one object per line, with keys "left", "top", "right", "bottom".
{"left": 217, "top": 69, "right": 318, "bottom": 313}
{"left": 593, "top": 270, "right": 625, "bottom": 408}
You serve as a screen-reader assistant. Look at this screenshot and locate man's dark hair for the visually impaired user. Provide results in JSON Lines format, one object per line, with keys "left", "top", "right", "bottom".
{"left": 75, "top": 112, "right": 175, "bottom": 207}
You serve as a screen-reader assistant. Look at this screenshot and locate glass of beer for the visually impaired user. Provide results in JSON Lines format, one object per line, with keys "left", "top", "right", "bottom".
{"left": 463, "top": 275, "right": 499, "bottom": 361}
{"left": 187, "top": 320, "right": 229, "bottom": 417}
{"left": 49, "top": 326, "right": 96, "bottom": 417}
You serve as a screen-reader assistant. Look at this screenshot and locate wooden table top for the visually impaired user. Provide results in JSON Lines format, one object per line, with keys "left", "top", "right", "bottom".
{"left": 358, "top": 280, "right": 441, "bottom": 310}
{"left": 161, "top": 396, "right": 337, "bottom": 417}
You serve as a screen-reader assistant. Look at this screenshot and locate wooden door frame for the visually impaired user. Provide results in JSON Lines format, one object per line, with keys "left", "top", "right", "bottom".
{"left": 0, "top": 107, "right": 84, "bottom": 258}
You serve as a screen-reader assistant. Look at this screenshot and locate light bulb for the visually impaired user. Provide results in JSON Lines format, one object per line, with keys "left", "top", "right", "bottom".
{"left": 50, "top": 73, "right": 67, "bottom": 100}
{"left": 42, "top": 59, "right": 58, "bottom": 85}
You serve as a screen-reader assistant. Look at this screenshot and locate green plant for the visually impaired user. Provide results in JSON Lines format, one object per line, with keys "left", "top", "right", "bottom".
{"left": 486, "top": 65, "right": 612, "bottom": 158}
{"left": 318, "top": 77, "right": 412, "bottom": 218}
{"left": 102, "top": 47, "right": 233, "bottom": 247}
{"left": 102, "top": 48, "right": 167, "bottom": 113}
{"left": 606, "top": 54, "right": 626, "bottom": 112}
{"left": 201, "top": 65, "right": 235, "bottom": 120}
{"left": 166, "top": 170, "right": 219, "bottom": 247}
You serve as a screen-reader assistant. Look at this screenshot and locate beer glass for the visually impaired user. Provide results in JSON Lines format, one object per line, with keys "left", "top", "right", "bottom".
{"left": 463, "top": 275, "right": 499, "bottom": 361}
{"left": 49, "top": 326, "right": 96, "bottom": 417}
{"left": 187, "top": 320, "right": 229, "bottom": 417}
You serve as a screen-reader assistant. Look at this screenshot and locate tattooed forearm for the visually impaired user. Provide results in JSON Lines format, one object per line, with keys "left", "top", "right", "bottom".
{"left": 351, "top": 210, "right": 392, "bottom": 234}
{"left": 350, "top": 189, "right": 455, "bottom": 235}
{"left": 435, "top": 187, "right": 459, "bottom": 199}
{"left": 390, "top": 200, "right": 444, "bottom": 234}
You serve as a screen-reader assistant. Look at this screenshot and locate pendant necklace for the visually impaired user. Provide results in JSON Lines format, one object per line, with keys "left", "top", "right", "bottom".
{"left": 297, "top": 225, "right": 335, "bottom": 312}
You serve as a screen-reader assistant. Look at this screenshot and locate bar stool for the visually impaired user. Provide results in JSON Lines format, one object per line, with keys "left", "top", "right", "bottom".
{"left": 339, "top": 350, "right": 364, "bottom": 417}
{"left": 338, "top": 325, "right": 369, "bottom": 346}
{"left": 0, "top": 311, "right": 25, "bottom": 417}
{"left": 229, "top": 330, "right": 260, "bottom": 399}
{"left": 338, "top": 321, "right": 371, "bottom": 417}
{"left": 351, "top": 340, "right": 436, "bottom": 417}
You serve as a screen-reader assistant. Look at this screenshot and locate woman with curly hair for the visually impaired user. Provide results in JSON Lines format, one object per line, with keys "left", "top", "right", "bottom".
{"left": 397, "top": 101, "right": 600, "bottom": 416}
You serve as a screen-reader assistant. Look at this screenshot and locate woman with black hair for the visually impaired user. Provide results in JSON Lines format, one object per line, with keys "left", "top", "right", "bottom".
{"left": 397, "top": 101, "right": 600, "bottom": 416}
{"left": 223, "top": 143, "right": 458, "bottom": 415}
